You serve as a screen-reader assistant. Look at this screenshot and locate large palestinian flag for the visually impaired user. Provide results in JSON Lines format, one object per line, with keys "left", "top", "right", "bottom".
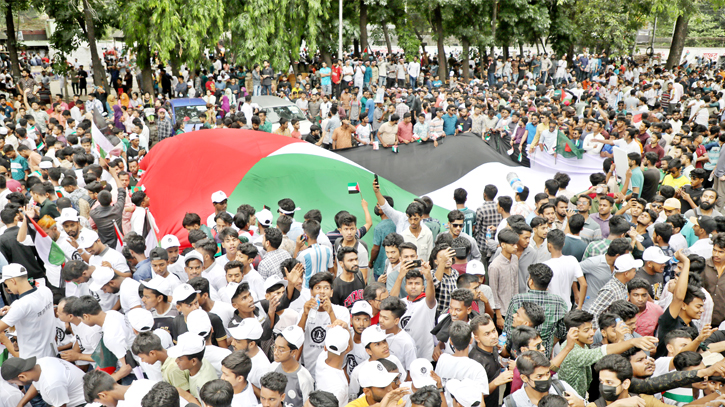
{"left": 139, "top": 130, "right": 596, "bottom": 247}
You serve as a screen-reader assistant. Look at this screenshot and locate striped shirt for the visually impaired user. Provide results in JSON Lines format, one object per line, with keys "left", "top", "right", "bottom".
{"left": 297, "top": 244, "right": 334, "bottom": 288}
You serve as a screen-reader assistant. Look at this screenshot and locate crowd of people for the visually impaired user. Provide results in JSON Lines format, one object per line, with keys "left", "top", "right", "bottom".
{"left": 0, "top": 46, "right": 724, "bottom": 407}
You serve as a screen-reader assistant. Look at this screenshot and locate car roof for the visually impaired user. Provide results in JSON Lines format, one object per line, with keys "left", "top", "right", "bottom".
{"left": 251, "top": 96, "right": 295, "bottom": 108}
{"left": 169, "top": 98, "right": 207, "bottom": 108}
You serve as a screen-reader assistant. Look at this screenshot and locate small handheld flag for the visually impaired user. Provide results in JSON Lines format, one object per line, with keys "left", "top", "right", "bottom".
{"left": 392, "top": 145, "right": 398, "bottom": 154}
{"left": 348, "top": 182, "right": 360, "bottom": 194}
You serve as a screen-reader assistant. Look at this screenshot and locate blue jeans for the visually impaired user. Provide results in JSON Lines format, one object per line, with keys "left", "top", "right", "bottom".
{"left": 409, "top": 76, "right": 417, "bottom": 88}
{"left": 262, "top": 85, "right": 272, "bottom": 95}
{"left": 379, "top": 76, "right": 386, "bottom": 87}
{"left": 26, "top": 385, "right": 48, "bottom": 407}
{"left": 488, "top": 73, "right": 496, "bottom": 86}
{"left": 322, "top": 84, "right": 332, "bottom": 96}
{"left": 253, "top": 85, "right": 261, "bottom": 96}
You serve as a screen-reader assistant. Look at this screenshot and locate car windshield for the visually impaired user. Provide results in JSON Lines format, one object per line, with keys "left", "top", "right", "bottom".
{"left": 174, "top": 105, "right": 207, "bottom": 124}
{"left": 264, "top": 105, "right": 306, "bottom": 123}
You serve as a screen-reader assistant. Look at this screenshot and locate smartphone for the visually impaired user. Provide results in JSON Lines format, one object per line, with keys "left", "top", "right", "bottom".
{"left": 301, "top": 234, "right": 308, "bottom": 242}
{"left": 374, "top": 173, "right": 379, "bottom": 184}
{"left": 409, "top": 260, "right": 422, "bottom": 268}
{"left": 454, "top": 247, "right": 467, "bottom": 258}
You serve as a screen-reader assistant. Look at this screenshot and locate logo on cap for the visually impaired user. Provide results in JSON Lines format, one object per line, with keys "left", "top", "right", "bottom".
{"left": 377, "top": 363, "right": 384, "bottom": 371}
{"left": 167, "top": 237, "right": 173, "bottom": 243}
{"left": 421, "top": 367, "right": 427, "bottom": 374}
{"left": 285, "top": 326, "right": 295, "bottom": 332}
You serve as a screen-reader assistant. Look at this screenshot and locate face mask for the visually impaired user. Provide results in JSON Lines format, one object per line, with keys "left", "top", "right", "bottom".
{"left": 528, "top": 377, "right": 551, "bottom": 393}
{"left": 600, "top": 384, "right": 621, "bottom": 402}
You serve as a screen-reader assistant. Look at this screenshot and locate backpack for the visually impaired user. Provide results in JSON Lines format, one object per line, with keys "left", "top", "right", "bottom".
{"left": 333, "top": 237, "right": 368, "bottom": 262}
{"left": 503, "top": 379, "right": 567, "bottom": 407}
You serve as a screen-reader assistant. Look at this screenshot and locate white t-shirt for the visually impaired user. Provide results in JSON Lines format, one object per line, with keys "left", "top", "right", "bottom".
{"left": 315, "top": 353, "right": 349, "bottom": 407}
{"left": 242, "top": 267, "right": 266, "bottom": 300}
{"left": 402, "top": 297, "right": 437, "bottom": 361}
{"left": 232, "top": 385, "right": 259, "bottom": 407}
{"left": 345, "top": 341, "right": 369, "bottom": 377}
{"left": 249, "top": 349, "right": 272, "bottom": 389}
{"left": 34, "top": 357, "right": 86, "bottom": 407}
{"left": 72, "top": 322, "right": 103, "bottom": 361}
{"left": 153, "top": 272, "right": 183, "bottom": 292}
{"left": 168, "top": 255, "right": 188, "bottom": 282}
{"left": 89, "top": 246, "right": 131, "bottom": 276}
{"left": 435, "top": 354, "right": 490, "bottom": 407}
{"left": 202, "top": 261, "right": 228, "bottom": 292}
{"left": 3, "top": 286, "right": 56, "bottom": 359}
{"left": 66, "top": 280, "right": 119, "bottom": 312}
{"left": 117, "top": 378, "right": 189, "bottom": 407}
{"left": 653, "top": 356, "right": 673, "bottom": 377}
{"left": 210, "top": 300, "right": 236, "bottom": 337}
{"left": 0, "top": 379, "right": 25, "bottom": 407}
{"left": 101, "top": 310, "right": 136, "bottom": 359}
{"left": 544, "top": 255, "right": 584, "bottom": 310}
{"left": 204, "top": 345, "right": 232, "bottom": 377}
{"left": 299, "top": 303, "right": 351, "bottom": 380}
{"left": 387, "top": 329, "right": 417, "bottom": 372}
{"left": 119, "top": 277, "right": 143, "bottom": 314}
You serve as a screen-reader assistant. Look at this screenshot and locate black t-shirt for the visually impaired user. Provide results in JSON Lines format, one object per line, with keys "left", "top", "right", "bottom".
{"left": 655, "top": 309, "right": 698, "bottom": 357}
{"left": 641, "top": 169, "right": 660, "bottom": 202}
{"left": 331, "top": 272, "right": 366, "bottom": 309}
{"left": 171, "top": 312, "right": 228, "bottom": 345}
{"left": 680, "top": 185, "right": 704, "bottom": 213}
{"left": 469, "top": 344, "right": 501, "bottom": 407}
{"left": 634, "top": 268, "right": 665, "bottom": 301}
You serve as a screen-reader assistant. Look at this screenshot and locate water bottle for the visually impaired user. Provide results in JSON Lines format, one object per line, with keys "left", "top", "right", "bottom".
{"left": 308, "top": 295, "right": 320, "bottom": 324}
{"left": 498, "top": 332, "right": 507, "bottom": 348}
{"left": 506, "top": 172, "right": 525, "bottom": 193}
{"left": 486, "top": 229, "right": 493, "bottom": 241}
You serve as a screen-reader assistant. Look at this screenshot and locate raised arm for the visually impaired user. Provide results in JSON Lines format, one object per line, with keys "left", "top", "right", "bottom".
{"left": 669, "top": 250, "right": 690, "bottom": 319}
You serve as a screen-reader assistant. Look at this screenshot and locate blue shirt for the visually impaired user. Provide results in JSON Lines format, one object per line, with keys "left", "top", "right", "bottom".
{"left": 372, "top": 219, "right": 396, "bottom": 276}
{"left": 366, "top": 99, "right": 376, "bottom": 122}
{"left": 525, "top": 123, "right": 537, "bottom": 144}
{"left": 442, "top": 114, "right": 458, "bottom": 136}
{"left": 630, "top": 167, "right": 644, "bottom": 196}
{"left": 133, "top": 258, "right": 153, "bottom": 281}
{"left": 320, "top": 67, "right": 332, "bottom": 86}
{"left": 10, "top": 156, "right": 28, "bottom": 181}
{"left": 432, "top": 80, "right": 442, "bottom": 88}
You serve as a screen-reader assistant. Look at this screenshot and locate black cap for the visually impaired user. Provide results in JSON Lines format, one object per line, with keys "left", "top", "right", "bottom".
{"left": 1, "top": 357, "right": 36, "bottom": 380}
{"left": 149, "top": 247, "right": 169, "bottom": 261}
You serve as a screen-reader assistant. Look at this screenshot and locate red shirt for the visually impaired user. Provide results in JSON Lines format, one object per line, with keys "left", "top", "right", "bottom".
{"left": 643, "top": 142, "right": 665, "bottom": 167}
{"left": 695, "top": 144, "right": 706, "bottom": 168}
{"left": 332, "top": 66, "right": 342, "bottom": 84}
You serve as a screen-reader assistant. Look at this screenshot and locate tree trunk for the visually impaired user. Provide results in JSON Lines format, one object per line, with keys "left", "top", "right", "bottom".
{"left": 567, "top": 43, "right": 575, "bottom": 65}
{"left": 479, "top": 45, "right": 487, "bottom": 79}
{"left": 353, "top": 38, "right": 360, "bottom": 57}
{"left": 536, "top": 41, "right": 541, "bottom": 54}
{"left": 462, "top": 37, "right": 470, "bottom": 82}
{"left": 5, "top": 0, "right": 20, "bottom": 81}
{"left": 433, "top": 5, "right": 447, "bottom": 80}
{"left": 83, "top": 0, "right": 109, "bottom": 92}
{"left": 503, "top": 45, "right": 509, "bottom": 60}
{"left": 169, "top": 54, "right": 181, "bottom": 78}
{"left": 519, "top": 41, "right": 524, "bottom": 58}
{"left": 321, "top": 48, "right": 333, "bottom": 67}
{"left": 136, "top": 47, "right": 155, "bottom": 96}
{"left": 665, "top": 14, "right": 689, "bottom": 70}
{"left": 382, "top": 20, "right": 393, "bottom": 54}
{"left": 359, "top": 0, "right": 368, "bottom": 53}
{"left": 490, "top": 0, "right": 498, "bottom": 57}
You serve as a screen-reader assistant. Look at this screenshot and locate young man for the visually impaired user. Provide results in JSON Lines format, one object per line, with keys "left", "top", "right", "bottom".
{"left": 149, "top": 247, "right": 182, "bottom": 290}
{"left": 269, "top": 326, "right": 314, "bottom": 407}
{"left": 220, "top": 351, "right": 258, "bottom": 407}
{"left": 469, "top": 315, "right": 515, "bottom": 407}
{"left": 168, "top": 332, "right": 217, "bottom": 400}
{"left": 83, "top": 366, "right": 184, "bottom": 407}
{"left": 1, "top": 356, "right": 86, "bottom": 407}
{"left": 227, "top": 316, "right": 270, "bottom": 397}
{"left": 398, "top": 266, "right": 437, "bottom": 361}
{"left": 544, "top": 229, "right": 587, "bottom": 310}
{"left": 349, "top": 360, "right": 401, "bottom": 407}
{"left": 77, "top": 228, "right": 131, "bottom": 278}
{"left": 453, "top": 188, "right": 477, "bottom": 237}
{"left": 259, "top": 372, "right": 288, "bottom": 407}
{"left": 314, "top": 325, "right": 351, "bottom": 407}
{"left": 347, "top": 300, "right": 373, "bottom": 377}
{"left": 88, "top": 266, "right": 143, "bottom": 314}
{"left": 131, "top": 331, "right": 190, "bottom": 391}
{"left": 333, "top": 211, "right": 371, "bottom": 278}
{"left": 348, "top": 325, "right": 407, "bottom": 399}
{"left": 171, "top": 282, "right": 229, "bottom": 348}
{"left": 379, "top": 296, "right": 417, "bottom": 373}
{"left": 627, "top": 278, "right": 664, "bottom": 337}
{"left": 331, "top": 246, "right": 366, "bottom": 309}
{"left": 434, "top": 320, "right": 489, "bottom": 407}
{"left": 295, "top": 220, "right": 334, "bottom": 288}
{"left": 584, "top": 254, "right": 641, "bottom": 329}
{"left": 489, "top": 229, "right": 521, "bottom": 329}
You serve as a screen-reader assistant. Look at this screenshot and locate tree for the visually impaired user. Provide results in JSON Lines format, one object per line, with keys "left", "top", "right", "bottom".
{"left": 1, "top": 0, "right": 31, "bottom": 80}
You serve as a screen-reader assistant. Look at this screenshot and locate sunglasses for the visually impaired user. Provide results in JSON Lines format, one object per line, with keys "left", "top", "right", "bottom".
{"left": 451, "top": 223, "right": 464, "bottom": 228}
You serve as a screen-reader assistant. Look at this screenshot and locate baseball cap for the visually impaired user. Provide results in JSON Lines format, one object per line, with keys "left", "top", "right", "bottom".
{"left": 167, "top": 332, "right": 206, "bottom": 358}
{"left": 642, "top": 247, "right": 671, "bottom": 264}
{"left": 160, "top": 234, "right": 180, "bottom": 249}
{"left": 184, "top": 250, "right": 204, "bottom": 265}
{"left": 446, "top": 379, "right": 484, "bottom": 407}
{"left": 0, "top": 264, "right": 27, "bottom": 284}
{"left": 361, "top": 325, "right": 392, "bottom": 347}
{"left": 466, "top": 260, "right": 485, "bottom": 276}
{"left": 410, "top": 359, "right": 436, "bottom": 388}
{"left": 263, "top": 275, "right": 288, "bottom": 293}
{"left": 172, "top": 283, "right": 200, "bottom": 304}
{"left": 127, "top": 308, "right": 155, "bottom": 332}
{"left": 0, "top": 357, "right": 36, "bottom": 381}
{"left": 614, "top": 254, "right": 643, "bottom": 273}
{"left": 325, "top": 326, "right": 350, "bottom": 356}
{"left": 228, "top": 318, "right": 263, "bottom": 341}
{"left": 187, "top": 309, "right": 212, "bottom": 337}
{"left": 358, "top": 360, "right": 400, "bottom": 388}
{"left": 0, "top": 127, "right": 7, "bottom": 135}
{"left": 149, "top": 247, "right": 169, "bottom": 261}
{"left": 129, "top": 134, "right": 138, "bottom": 141}
{"left": 351, "top": 300, "right": 373, "bottom": 317}
{"left": 257, "top": 208, "right": 273, "bottom": 227}
{"left": 77, "top": 229, "right": 99, "bottom": 249}
{"left": 55, "top": 207, "right": 80, "bottom": 224}
{"left": 39, "top": 161, "right": 52, "bottom": 169}
{"left": 691, "top": 216, "right": 717, "bottom": 234}
{"left": 663, "top": 198, "right": 681, "bottom": 210}
{"left": 211, "top": 190, "right": 228, "bottom": 203}
{"left": 88, "top": 266, "right": 115, "bottom": 292}
{"left": 142, "top": 277, "right": 173, "bottom": 297}
{"left": 280, "top": 325, "right": 305, "bottom": 348}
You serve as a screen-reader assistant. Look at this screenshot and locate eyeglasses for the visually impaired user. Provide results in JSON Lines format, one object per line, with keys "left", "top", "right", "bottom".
{"left": 451, "top": 223, "right": 464, "bottom": 228}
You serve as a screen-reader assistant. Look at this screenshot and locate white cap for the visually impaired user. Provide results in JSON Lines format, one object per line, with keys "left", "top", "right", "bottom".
{"left": 127, "top": 308, "right": 155, "bottom": 332}
{"left": 167, "top": 332, "right": 206, "bottom": 358}
{"left": 361, "top": 325, "right": 392, "bottom": 347}
{"left": 0, "top": 264, "right": 27, "bottom": 283}
{"left": 263, "top": 275, "right": 288, "bottom": 293}
{"left": 39, "top": 161, "right": 52, "bottom": 169}
{"left": 142, "top": 277, "right": 173, "bottom": 297}
{"left": 466, "top": 260, "right": 485, "bottom": 276}
{"left": 358, "top": 360, "right": 400, "bottom": 388}
{"left": 154, "top": 328, "right": 174, "bottom": 349}
{"left": 446, "top": 379, "right": 485, "bottom": 407}
{"left": 184, "top": 250, "right": 204, "bottom": 265}
{"left": 280, "top": 325, "right": 305, "bottom": 348}
{"left": 614, "top": 253, "right": 644, "bottom": 273}
{"left": 642, "top": 247, "right": 671, "bottom": 264}
{"left": 172, "top": 283, "right": 200, "bottom": 304}
{"left": 129, "top": 134, "right": 139, "bottom": 141}
{"left": 77, "top": 229, "right": 99, "bottom": 249}
{"left": 187, "top": 309, "right": 212, "bottom": 337}
{"left": 229, "top": 318, "right": 263, "bottom": 341}
{"left": 351, "top": 300, "right": 373, "bottom": 317}
{"left": 0, "top": 127, "right": 7, "bottom": 135}
{"left": 410, "top": 359, "right": 436, "bottom": 388}
{"left": 88, "top": 267, "right": 115, "bottom": 292}
{"left": 55, "top": 208, "right": 80, "bottom": 224}
{"left": 160, "top": 235, "right": 180, "bottom": 249}
{"left": 325, "top": 326, "right": 350, "bottom": 355}
{"left": 257, "top": 209, "right": 273, "bottom": 227}
{"left": 211, "top": 190, "right": 228, "bottom": 203}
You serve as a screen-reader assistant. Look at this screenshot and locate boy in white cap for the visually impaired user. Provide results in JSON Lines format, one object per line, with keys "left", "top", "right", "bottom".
{"left": 348, "top": 325, "right": 406, "bottom": 400}
{"left": 169, "top": 332, "right": 218, "bottom": 400}
{"left": 89, "top": 266, "right": 143, "bottom": 314}
{"left": 149, "top": 246, "right": 182, "bottom": 290}
{"left": 228, "top": 317, "right": 270, "bottom": 397}
{"left": 270, "top": 325, "right": 314, "bottom": 407}
{"left": 220, "top": 351, "right": 258, "bottom": 407}
{"left": 350, "top": 360, "right": 404, "bottom": 407}
{"left": 635, "top": 246, "right": 670, "bottom": 300}
{"left": 140, "top": 277, "right": 178, "bottom": 319}
{"left": 446, "top": 378, "right": 485, "bottom": 407}
{"left": 131, "top": 331, "right": 190, "bottom": 391}
{"left": 348, "top": 300, "right": 373, "bottom": 377}
{"left": 60, "top": 260, "right": 119, "bottom": 311}
{"left": 57, "top": 296, "right": 102, "bottom": 370}
{"left": 316, "top": 324, "right": 352, "bottom": 407}
{"left": 187, "top": 309, "right": 231, "bottom": 376}
{"left": 585, "top": 253, "right": 643, "bottom": 329}
{"left": 0, "top": 264, "right": 57, "bottom": 359}
{"left": 409, "top": 358, "right": 443, "bottom": 394}
{"left": 77, "top": 228, "right": 131, "bottom": 278}
{"left": 207, "top": 190, "right": 233, "bottom": 228}
{"left": 161, "top": 234, "right": 187, "bottom": 282}
{"left": 171, "top": 282, "right": 229, "bottom": 349}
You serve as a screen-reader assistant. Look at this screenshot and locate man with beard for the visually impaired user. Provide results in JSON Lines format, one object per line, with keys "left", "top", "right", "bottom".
{"left": 88, "top": 265, "right": 143, "bottom": 314}
{"left": 331, "top": 246, "right": 366, "bottom": 309}
{"left": 684, "top": 187, "right": 721, "bottom": 219}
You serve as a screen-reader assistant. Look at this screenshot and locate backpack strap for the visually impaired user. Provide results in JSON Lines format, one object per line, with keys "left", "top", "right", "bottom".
{"left": 551, "top": 379, "right": 566, "bottom": 396}
{"left": 503, "top": 395, "right": 518, "bottom": 407}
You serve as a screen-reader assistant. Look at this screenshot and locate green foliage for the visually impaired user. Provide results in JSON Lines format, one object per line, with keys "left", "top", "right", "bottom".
{"left": 40, "top": 0, "right": 117, "bottom": 55}
{"left": 395, "top": 21, "right": 421, "bottom": 60}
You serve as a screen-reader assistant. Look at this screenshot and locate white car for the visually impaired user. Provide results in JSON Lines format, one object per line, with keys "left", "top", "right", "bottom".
{"left": 252, "top": 96, "right": 312, "bottom": 136}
